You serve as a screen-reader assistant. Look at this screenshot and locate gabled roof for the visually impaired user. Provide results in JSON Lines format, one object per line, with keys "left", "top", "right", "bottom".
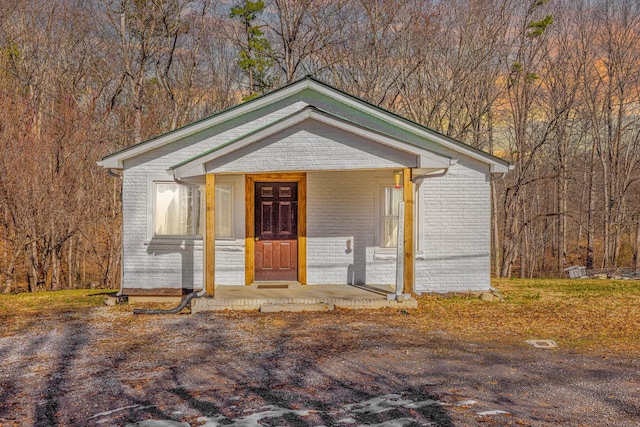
{"left": 99, "top": 76, "right": 512, "bottom": 173}
{"left": 169, "top": 105, "right": 455, "bottom": 179}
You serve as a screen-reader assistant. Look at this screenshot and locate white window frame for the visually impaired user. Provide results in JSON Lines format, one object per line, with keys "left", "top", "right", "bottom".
{"left": 374, "top": 178, "right": 399, "bottom": 253}
{"left": 151, "top": 181, "right": 204, "bottom": 238}
{"left": 373, "top": 176, "right": 424, "bottom": 259}
{"left": 213, "top": 175, "right": 245, "bottom": 244}
{"left": 214, "top": 183, "right": 234, "bottom": 240}
{"left": 381, "top": 184, "right": 403, "bottom": 248}
{"left": 145, "top": 174, "right": 245, "bottom": 247}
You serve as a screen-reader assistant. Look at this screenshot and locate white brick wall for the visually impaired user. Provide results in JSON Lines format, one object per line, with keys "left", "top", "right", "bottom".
{"left": 307, "top": 170, "right": 397, "bottom": 285}
{"left": 119, "top": 91, "right": 493, "bottom": 293}
{"left": 122, "top": 163, "right": 492, "bottom": 291}
{"left": 415, "top": 154, "right": 491, "bottom": 293}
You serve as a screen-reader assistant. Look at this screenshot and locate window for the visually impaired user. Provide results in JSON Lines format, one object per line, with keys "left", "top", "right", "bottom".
{"left": 215, "top": 184, "right": 234, "bottom": 239}
{"left": 153, "top": 182, "right": 235, "bottom": 239}
{"left": 154, "top": 183, "right": 204, "bottom": 236}
{"left": 382, "top": 185, "right": 403, "bottom": 248}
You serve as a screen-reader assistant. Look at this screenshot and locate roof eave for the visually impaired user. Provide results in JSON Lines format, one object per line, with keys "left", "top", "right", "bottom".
{"left": 303, "top": 79, "right": 511, "bottom": 171}
{"left": 171, "top": 107, "right": 454, "bottom": 179}
{"left": 98, "top": 78, "right": 317, "bottom": 168}
{"left": 100, "top": 76, "right": 511, "bottom": 173}
{"left": 490, "top": 163, "right": 512, "bottom": 174}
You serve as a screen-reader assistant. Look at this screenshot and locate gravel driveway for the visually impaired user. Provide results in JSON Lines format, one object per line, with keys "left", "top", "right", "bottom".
{"left": 0, "top": 307, "right": 638, "bottom": 426}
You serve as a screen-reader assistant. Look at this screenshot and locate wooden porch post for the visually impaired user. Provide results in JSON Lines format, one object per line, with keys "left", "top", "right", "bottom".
{"left": 205, "top": 173, "right": 215, "bottom": 297}
{"left": 403, "top": 168, "right": 414, "bottom": 294}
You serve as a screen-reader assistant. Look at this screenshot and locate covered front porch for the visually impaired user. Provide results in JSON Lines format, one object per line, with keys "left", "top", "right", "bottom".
{"left": 196, "top": 169, "right": 419, "bottom": 298}
{"left": 168, "top": 104, "right": 457, "bottom": 304}
{"left": 191, "top": 283, "right": 417, "bottom": 313}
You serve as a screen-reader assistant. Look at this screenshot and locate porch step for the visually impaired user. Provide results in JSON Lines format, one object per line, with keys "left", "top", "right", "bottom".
{"left": 191, "top": 296, "right": 417, "bottom": 313}
{"left": 260, "top": 303, "right": 334, "bottom": 313}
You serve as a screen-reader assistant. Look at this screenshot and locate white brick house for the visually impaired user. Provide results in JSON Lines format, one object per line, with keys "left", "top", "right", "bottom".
{"left": 99, "top": 77, "right": 511, "bottom": 301}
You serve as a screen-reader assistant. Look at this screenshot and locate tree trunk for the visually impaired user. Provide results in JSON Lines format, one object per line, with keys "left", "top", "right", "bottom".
{"left": 51, "top": 247, "right": 60, "bottom": 290}
{"left": 634, "top": 215, "right": 640, "bottom": 271}
{"left": 586, "top": 140, "right": 596, "bottom": 270}
{"left": 2, "top": 262, "right": 13, "bottom": 294}
{"left": 27, "top": 245, "right": 37, "bottom": 292}
{"left": 1, "top": 222, "right": 9, "bottom": 293}
{"left": 500, "top": 199, "right": 517, "bottom": 278}
{"left": 68, "top": 237, "right": 73, "bottom": 288}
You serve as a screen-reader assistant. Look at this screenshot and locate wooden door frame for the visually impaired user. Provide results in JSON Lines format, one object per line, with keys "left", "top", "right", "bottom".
{"left": 245, "top": 173, "right": 306, "bottom": 285}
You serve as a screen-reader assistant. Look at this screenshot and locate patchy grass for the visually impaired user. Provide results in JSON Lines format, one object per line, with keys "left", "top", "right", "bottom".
{"left": 0, "top": 289, "right": 111, "bottom": 314}
{"left": 413, "top": 278, "right": 640, "bottom": 353}
{"left": 1, "top": 280, "right": 639, "bottom": 354}
{"left": 0, "top": 289, "right": 114, "bottom": 336}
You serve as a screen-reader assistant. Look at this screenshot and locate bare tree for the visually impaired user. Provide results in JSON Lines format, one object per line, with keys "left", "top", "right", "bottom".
{"left": 264, "top": 0, "right": 349, "bottom": 83}
{"left": 582, "top": 0, "right": 640, "bottom": 268}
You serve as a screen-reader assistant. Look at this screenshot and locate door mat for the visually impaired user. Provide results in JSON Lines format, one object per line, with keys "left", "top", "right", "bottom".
{"left": 257, "top": 284, "right": 289, "bottom": 289}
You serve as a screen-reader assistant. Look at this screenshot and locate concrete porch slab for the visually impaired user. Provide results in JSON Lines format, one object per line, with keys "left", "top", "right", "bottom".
{"left": 260, "top": 303, "right": 335, "bottom": 313}
{"left": 191, "top": 283, "right": 418, "bottom": 313}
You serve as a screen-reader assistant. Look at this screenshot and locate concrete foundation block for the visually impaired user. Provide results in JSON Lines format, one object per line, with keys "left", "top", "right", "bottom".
{"left": 260, "top": 303, "right": 334, "bottom": 313}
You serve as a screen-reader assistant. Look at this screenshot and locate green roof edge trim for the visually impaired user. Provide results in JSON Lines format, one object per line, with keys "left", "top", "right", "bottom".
{"left": 102, "top": 75, "right": 510, "bottom": 169}
{"left": 100, "top": 77, "right": 309, "bottom": 162}
{"left": 168, "top": 105, "right": 452, "bottom": 172}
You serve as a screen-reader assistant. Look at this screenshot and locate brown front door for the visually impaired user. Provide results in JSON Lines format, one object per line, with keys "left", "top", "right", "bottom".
{"left": 254, "top": 182, "right": 298, "bottom": 281}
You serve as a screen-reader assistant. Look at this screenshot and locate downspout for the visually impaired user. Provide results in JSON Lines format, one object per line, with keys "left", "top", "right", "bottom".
{"left": 105, "top": 168, "right": 125, "bottom": 298}
{"left": 133, "top": 291, "right": 202, "bottom": 315}
{"left": 107, "top": 168, "right": 122, "bottom": 179}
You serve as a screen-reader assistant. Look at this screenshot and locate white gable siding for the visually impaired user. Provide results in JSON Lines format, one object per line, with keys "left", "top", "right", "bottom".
{"left": 207, "top": 120, "right": 417, "bottom": 174}
{"left": 296, "top": 89, "right": 449, "bottom": 156}
{"left": 126, "top": 100, "right": 311, "bottom": 171}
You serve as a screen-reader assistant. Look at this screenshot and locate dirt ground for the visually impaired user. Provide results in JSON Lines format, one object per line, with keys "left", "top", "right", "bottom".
{"left": 0, "top": 306, "right": 638, "bottom": 427}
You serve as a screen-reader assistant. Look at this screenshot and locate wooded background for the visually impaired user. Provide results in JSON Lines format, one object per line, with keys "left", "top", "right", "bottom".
{"left": 1, "top": 0, "right": 639, "bottom": 292}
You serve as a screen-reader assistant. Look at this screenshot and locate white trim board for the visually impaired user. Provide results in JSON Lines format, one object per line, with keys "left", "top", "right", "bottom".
{"left": 171, "top": 106, "right": 455, "bottom": 179}
{"left": 99, "top": 77, "right": 511, "bottom": 173}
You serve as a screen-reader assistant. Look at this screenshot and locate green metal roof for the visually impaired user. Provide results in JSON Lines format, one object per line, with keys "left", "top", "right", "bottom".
{"left": 101, "top": 75, "right": 510, "bottom": 171}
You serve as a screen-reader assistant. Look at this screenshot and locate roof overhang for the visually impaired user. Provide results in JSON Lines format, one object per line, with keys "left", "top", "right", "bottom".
{"left": 168, "top": 106, "right": 455, "bottom": 180}
{"left": 98, "top": 77, "right": 511, "bottom": 174}
{"left": 98, "top": 80, "right": 322, "bottom": 170}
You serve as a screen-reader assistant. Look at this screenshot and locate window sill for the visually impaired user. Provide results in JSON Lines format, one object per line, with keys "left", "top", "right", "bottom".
{"left": 145, "top": 237, "right": 202, "bottom": 248}
{"left": 373, "top": 248, "right": 425, "bottom": 260}
{"left": 373, "top": 247, "right": 397, "bottom": 260}
{"left": 144, "top": 238, "right": 244, "bottom": 251}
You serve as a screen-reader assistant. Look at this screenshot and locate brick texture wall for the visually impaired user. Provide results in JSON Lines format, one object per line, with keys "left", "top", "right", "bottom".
{"left": 416, "top": 154, "right": 491, "bottom": 293}
{"left": 120, "top": 93, "right": 492, "bottom": 293}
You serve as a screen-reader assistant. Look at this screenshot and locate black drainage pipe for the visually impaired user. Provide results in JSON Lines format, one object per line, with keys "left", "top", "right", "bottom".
{"left": 133, "top": 291, "right": 201, "bottom": 315}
